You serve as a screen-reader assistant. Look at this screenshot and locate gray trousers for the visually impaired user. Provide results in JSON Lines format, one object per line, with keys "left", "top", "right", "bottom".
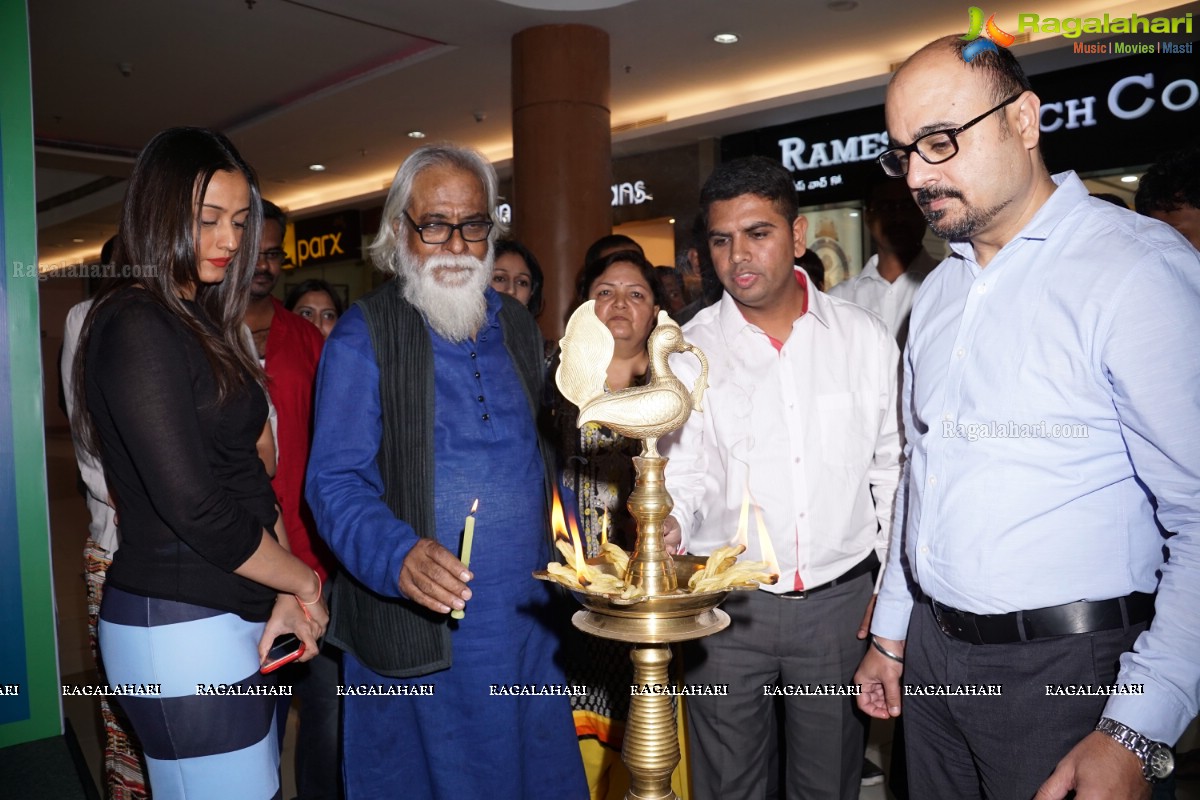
{"left": 903, "top": 599, "right": 1147, "bottom": 800}
{"left": 683, "top": 575, "right": 872, "bottom": 800}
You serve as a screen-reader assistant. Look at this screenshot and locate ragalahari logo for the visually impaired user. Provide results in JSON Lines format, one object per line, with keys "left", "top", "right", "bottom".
{"left": 960, "top": 7, "right": 1016, "bottom": 61}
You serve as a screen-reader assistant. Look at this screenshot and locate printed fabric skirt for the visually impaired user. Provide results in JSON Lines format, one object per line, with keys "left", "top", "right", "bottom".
{"left": 98, "top": 586, "right": 280, "bottom": 800}
{"left": 84, "top": 538, "right": 150, "bottom": 800}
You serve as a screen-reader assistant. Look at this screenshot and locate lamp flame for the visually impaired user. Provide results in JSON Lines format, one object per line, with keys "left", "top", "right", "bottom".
{"left": 600, "top": 511, "right": 609, "bottom": 549}
{"left": 549, "top": 485, "right": 590, "bottom": 584}
{"left": 469, "top": 498, "right": 479, "bottom": 515}
{"left": 551, "top": 485, "right": 570, "bottom": 544}
{"left": 753, "top": 502, "right": 781, "bottom": 578}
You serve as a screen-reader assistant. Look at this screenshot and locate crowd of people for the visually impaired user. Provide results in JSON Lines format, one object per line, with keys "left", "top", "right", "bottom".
{"left": 61, "top": 32, "right": 1200, "bottom": 800}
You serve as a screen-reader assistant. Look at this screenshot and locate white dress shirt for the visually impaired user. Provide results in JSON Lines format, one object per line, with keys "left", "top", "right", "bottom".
{"left": 872, "top": 172, "right": 1200, "bottom": 743}
{"left": 827, "top": 249, "right": 938, "bottom": 340}
{"left": 663, "top": 273, "right": 901, "bottom": 594}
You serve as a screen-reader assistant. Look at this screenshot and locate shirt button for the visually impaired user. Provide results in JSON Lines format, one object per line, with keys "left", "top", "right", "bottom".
{"left": 474, "top": 372, "right": 481, "bottom": 379}
{"left": 920, "top": 546, "right": 929, "bottom": 554}
{"left": 477, "top": 395, "right": 484, "bottom": 402}
{"left": 955, "top": 348, "right": 965, "bottom": 358}
{"left": 794, "top": 457, "right": 801, "bottom": 464}
{"left": 976, "top": 284, "right": 988, "bottom": 295}
{"left": 943, "top": 412, "right": 953, "bottom": 421}
{"left": 482, "top": 413, "right": 490, "bottom": 421}
{"left": 470, "top": 352, "right": 477, "bottom": 359}
{"left": 928, "top": 475, "right": 937, "bottom": 486}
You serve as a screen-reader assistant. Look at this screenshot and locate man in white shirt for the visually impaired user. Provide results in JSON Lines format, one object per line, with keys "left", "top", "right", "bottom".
{"left": 828, "top": 179, "right": 937, "bottom": 348}
{"left": 662, "top": 156, "right": 902, "bottom": 800}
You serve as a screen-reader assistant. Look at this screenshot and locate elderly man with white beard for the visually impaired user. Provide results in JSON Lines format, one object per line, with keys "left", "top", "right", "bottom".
{"left": 306, "top": 144, "right": 587, "bottom": 799}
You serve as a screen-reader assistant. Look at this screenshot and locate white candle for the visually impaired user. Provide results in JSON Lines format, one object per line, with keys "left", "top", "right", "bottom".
{"left": 450, "top": 499, "right": 479, "bottom": 620}
{"left": 460, "top": 499, "right": 479, "bottom": 568}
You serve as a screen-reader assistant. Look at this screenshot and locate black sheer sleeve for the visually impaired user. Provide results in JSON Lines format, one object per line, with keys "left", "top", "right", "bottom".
{"left": 90, "top": 299, "right": 268, "bottom": 571}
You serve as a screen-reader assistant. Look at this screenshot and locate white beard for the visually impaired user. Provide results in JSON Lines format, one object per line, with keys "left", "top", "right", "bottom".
{"left": 397, "top": 241, "right": 493, "bottom": 342}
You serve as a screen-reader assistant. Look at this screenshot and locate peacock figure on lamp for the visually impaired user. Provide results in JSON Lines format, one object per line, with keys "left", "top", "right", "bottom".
{"left": 556, "top": 301, "right": 709, "bottom": 459}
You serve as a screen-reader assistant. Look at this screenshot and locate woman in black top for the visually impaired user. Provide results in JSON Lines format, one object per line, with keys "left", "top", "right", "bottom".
{"left": 73, "top": 127, "right": 328, "bottom": 800}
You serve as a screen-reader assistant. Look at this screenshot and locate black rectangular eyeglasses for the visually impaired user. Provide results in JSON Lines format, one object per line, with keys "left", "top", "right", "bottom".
{"left": 403, "top": 211, "right": 494, "bottom": 244}
{"left": 878, "top": 92, "right": 1023, "bottom": 178}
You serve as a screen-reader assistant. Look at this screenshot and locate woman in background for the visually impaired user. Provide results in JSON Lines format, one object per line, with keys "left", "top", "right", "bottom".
{"left": 284, "top": 278, "right": 343, "bottom": 338}
{"left": 73, "top": 127, "right": 327, "bottom": 800}
{"left": 492, "top": 238, "right": 544, "bottom": 315}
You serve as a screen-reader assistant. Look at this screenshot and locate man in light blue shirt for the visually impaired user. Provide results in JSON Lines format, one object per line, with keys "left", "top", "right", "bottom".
{"left": 855, "top": 35, "right": 1200, "bottom": 800}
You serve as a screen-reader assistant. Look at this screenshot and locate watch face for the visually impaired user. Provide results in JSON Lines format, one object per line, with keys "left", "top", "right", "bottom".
{"left": 1147, "top": 745, "right": 1175, "bottom": 781}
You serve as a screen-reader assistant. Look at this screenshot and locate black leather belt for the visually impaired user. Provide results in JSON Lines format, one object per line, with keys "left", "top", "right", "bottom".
{"left": 775, "top": 552, "right": 879, "bottom": 599}
{"left": 931, "top": 592, "right": 1155, "bottom": 645}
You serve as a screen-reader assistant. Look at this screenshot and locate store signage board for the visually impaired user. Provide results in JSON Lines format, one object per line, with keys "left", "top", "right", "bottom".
{"left": 1032, "top": 44, "right": 1199, "bottom": 173}
{"left": 722, "top": 103, "right": 888, "bottom": 206}
{"left": 292, "top": 210, "right": 363, "bottom": 268}
{"left": 500, "top": 180, "right": 655, "bottom": 223}
{"left": 722, "top": 42, "right": 1199, "bottom": 203}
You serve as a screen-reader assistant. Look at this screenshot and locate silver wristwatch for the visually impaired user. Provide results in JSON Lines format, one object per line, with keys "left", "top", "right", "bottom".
{"left": 1096, "top": 717, "right": 1174, "bottom": 782}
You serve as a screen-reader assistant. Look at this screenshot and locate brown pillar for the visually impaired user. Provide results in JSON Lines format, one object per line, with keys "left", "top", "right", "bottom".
{"left": 512, "top": 25, "right": 611, "bottom": 341}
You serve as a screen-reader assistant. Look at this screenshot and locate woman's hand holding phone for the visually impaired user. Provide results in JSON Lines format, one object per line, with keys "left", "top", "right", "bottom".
{"left": 260, "top": 634, "right": 305, "bottom": 674}
{"left": 257, "top": 591, "right": 326, "bottom": 668}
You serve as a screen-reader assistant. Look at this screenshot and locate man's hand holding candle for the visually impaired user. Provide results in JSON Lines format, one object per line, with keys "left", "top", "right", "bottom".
{"left": 399, "top": 539, "right": 473, "bottom": 615}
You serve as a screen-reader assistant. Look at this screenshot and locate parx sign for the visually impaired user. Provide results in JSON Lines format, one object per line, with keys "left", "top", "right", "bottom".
{"left": 292, "top": 210, "right": 362, "bottom": 268}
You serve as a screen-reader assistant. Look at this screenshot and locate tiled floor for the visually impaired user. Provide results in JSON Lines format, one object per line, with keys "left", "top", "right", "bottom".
{"left": 45, "top": 428, "right": 1200, "bottom": 800}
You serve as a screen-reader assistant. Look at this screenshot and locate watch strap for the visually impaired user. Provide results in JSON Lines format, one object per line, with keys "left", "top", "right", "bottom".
{"left": 1096, "top": 717, "right": 1173, "bottom": 782}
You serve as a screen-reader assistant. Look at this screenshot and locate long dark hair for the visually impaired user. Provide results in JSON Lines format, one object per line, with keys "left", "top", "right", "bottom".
{"left": 73, "top": 127, "right": 264, "bottom": 456}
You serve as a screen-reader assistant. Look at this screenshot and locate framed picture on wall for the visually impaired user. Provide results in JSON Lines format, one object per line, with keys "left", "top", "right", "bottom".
{"left": 800, "top": 205, "right": 865, "bottom": 291}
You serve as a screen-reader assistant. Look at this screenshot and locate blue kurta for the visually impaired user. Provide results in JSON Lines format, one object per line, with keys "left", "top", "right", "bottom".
{"left": 308, "top": 289, "right": 586, "bottom": 799}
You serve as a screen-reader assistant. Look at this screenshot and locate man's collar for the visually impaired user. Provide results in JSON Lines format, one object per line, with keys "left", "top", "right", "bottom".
{"left": 482, "top": 286, "right": 504, "bottom": 327}
{"left": 717, "top": 267, "right": 830, "bottom": 340}
{"left": 855, "top": 254, "right": 885, "bottom": 282}
{"left": 803, "top": 277, "right": 833, "bottom": 329}
{"left": 949, "top": 171, "right": 1085, "bottom": 262}
{"left": 853, "top": 249, "right": 938, "bottom": 284}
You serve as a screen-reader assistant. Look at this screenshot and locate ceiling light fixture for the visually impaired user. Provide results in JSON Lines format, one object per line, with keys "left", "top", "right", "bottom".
{"left": 309, "top": 164, "right": 326, "bottom": 172}
{"left": 407, "top": 130, "right": 426, "bottom": 139}
{"left": 713, "top": 33, "right": 739, "bottom": 44}
{"left": 1120, "top": 175, "right": 1138, "bottom": 183}
{"left": 72, "top": 237, "right": 85, "bottom": 243}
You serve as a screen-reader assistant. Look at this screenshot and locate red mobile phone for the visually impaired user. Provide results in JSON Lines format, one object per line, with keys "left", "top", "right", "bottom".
{"left": 260, "top": 634, "right": 306, "bottom": 674}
